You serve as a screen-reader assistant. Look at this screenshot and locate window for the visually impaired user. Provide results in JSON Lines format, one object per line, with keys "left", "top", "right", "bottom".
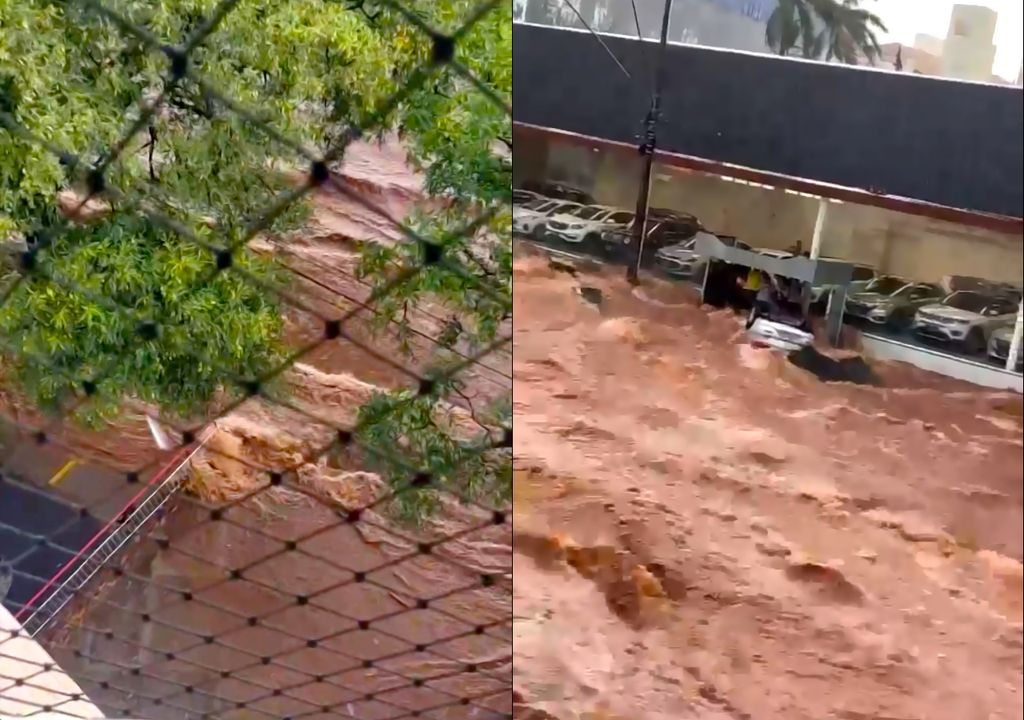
{"left": 852, "top": 266, "right": 875, "bottom": 282}
{"left": 572, "top": 206, "right": 605, "bottom": 220}
{"left": 605, "top": 212, "right": 634, "bottom": 224}
{"left": 943, "top": 291, "right": 989, "bottom": 313}
{"left": 864, "top": 277, "right": 907, "bottom": 295}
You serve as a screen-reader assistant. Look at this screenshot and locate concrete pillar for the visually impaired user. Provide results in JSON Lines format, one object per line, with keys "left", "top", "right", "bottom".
{"left": 809, "top": 199, "right": 828, "bottom": 259}
{"left": 1007, "top": 300, "right": 1023, "bottom": 373}
{"left": 825, "top": 285, "right": 846, "bottom": 347}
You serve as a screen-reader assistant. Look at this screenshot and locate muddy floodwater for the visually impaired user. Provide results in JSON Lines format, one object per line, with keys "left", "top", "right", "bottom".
{"left": 511, "top": 247, "right": 1022, "bottom": 720}
{"left": 13, "top": 140, "right": 1022, "bottom": 720}
{"left": 27, "top": 140, "right": 511, "bottom": 719}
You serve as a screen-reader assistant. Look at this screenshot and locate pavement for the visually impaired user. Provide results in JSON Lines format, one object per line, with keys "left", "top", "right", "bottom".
{"left": 0, "top": 441, "right": 126, "bottom": 618}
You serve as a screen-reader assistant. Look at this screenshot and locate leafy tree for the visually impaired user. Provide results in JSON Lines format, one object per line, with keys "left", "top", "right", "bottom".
{"left": 766, "top": 0, "right": 886, "bottom": 65}
{"left": 0, "top": 0, "right": 511, "bottom": 518}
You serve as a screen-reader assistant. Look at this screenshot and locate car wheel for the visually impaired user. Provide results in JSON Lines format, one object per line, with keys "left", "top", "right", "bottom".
{"left": 887, "top": 310, "right": 910, "bottom": 331}
{"left": 581, "top": 233, "right": 600, "bottom": 252}
{"left": 964, "top": 327, "right": 986, "bottom": 355}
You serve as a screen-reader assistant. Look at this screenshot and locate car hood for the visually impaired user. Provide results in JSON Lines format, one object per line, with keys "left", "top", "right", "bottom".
{"left": 548, "top": 213, "right": 590, "bottom": 226}
{"left": 849, "top": 292, "right": 897, "bottom": 305}
{"left": 513, "top": 207, "right": 543, "bottom": 219}
{"left": 918, "top": 304, "right": 982, "bottom": 321}
{"left": 656, "top": 245, "right": 698, "bottom": 260}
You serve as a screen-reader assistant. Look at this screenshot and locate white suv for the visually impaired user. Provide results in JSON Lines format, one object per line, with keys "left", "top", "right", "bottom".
{"left": 513, "top": 198, "right": 580, "bottom": 238}
{"left": 913, "top": 291, "right": 1020, "bottom": 353}
{"left": 543, "top": 206, "right": 634, "bottom": 245}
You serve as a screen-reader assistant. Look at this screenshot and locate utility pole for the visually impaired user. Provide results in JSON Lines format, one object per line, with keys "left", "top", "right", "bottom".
{"left": 626, "top": 0, "right": 673, "bottom": 284}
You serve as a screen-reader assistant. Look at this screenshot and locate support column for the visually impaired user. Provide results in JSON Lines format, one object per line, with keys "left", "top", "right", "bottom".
{"left": 825, "top": 285, "right": 847, "bottom": 348}
{"left": 1007, "top": 300, "right": 1023, "bottom": 373}
{"left": 809, "top": 199, "right": 828, "bottom": 259}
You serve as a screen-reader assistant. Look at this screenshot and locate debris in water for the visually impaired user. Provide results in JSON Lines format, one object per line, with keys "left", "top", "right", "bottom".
{"left": 787, "top": 345, "right": 879, "bottom": 385}
{"left": 578, "top": 286, "right": 603, "bottom": 307}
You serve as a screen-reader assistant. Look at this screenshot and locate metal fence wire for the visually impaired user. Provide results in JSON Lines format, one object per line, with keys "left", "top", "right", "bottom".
{"left": 0, "top": 0, "right": 511, "bottom": 718}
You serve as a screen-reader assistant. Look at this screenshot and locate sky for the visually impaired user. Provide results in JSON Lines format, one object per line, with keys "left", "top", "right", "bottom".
{"left": 871, "top": 0, "right": 1023, "bottom": 80}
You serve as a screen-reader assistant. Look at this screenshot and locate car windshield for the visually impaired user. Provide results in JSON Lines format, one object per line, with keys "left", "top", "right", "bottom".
{"left": 852, "top": 266, "right": 874, "bottom": 281}
{"left": 522, "top": 197, "right": 549, "bottom": 210}
{"left": 605, "top": 211, "right": 634, "bottom": 224}
{"left": 864, "top": 277, "right": 906, "bottom": 295}
{"left": 570, "top": 206, "right": 606, "bottom": 220}
{"left": 943, "top": 292, "right": 989, "bottom": 312}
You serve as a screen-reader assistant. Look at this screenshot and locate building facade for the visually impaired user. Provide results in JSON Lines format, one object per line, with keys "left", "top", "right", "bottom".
{"left": 941, "top": 4, "right": 998, "bottom": 81}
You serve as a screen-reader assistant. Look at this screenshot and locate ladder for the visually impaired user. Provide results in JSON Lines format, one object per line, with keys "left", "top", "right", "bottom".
{"left": 22, "top": 442, "right": 205, "bottom": 638}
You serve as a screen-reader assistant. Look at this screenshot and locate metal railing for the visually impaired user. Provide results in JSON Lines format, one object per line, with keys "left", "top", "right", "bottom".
{"left": 17, "top": 441, "right": 206, "bottom": 638}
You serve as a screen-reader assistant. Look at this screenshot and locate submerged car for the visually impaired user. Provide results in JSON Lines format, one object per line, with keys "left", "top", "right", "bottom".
{"left": 912, "top": 290, "right": 1019, "bottom": 353}
{"left": 988, "top": 324, "right": 1023, "bottom": 370}
{"left": 512, "top": 198, "right": 580, "bottom": 238}
{"left": 543, "top": 205, "right": 634, "bottom": 245}
{"left": 844, "top": 277, "right": 945, "bottom": 328}
{"left": 745, "top": 282, "right": 814, "bottom": 352}
{"left": 746, "top": 317, "right": 814, "bottom": 352}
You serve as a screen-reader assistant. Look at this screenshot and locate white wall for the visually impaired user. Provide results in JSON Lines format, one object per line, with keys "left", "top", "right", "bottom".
{"left": 514, "top": 132, "right": 1024, "bottom": 288}
{"left": 1, "top": 606, "right": 105, "bottom": 718}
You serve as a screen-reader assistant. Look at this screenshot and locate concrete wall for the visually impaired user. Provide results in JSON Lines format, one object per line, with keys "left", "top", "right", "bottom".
{"left": 516, "top": 132, "right": 1024, "bottom": 286}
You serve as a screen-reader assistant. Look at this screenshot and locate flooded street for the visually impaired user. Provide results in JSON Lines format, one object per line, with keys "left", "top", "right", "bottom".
{"left": 9, "top": 140, "right": 1021, "bottom": 720}
{"left": 511, "top": 247, "right": 1022, "bottom": 720}
{"left": 20, "top": 140, "right": 512, "bottom": 719}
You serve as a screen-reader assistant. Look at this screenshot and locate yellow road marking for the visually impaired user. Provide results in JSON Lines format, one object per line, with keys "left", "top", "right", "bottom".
{"left": 47, "top": 459, "right": 79, "bottom": 486}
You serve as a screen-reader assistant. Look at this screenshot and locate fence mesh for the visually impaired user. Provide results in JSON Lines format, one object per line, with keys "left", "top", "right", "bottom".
{"left": 0, "top": 0, "right": 511, "bottom": 717}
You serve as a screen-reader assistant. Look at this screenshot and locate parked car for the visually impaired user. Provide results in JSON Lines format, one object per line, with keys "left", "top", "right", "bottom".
{"left": 543, "top": 205, "right": 634, "bottom": 246}
{"left": 513, "top": 198, "right": 580, "bottom": 238}
{"left": 654, "top": 232, "right": 750, "bottom": 279}
{"left": 598, "top": 210, "right": 700, "bottom": 257}
{"left": 988, "top": 323, "right": 1023, "bottom": 370}
{"left": 912, "top": 291, "right": 1020, "bottom": 353}
{"left": 509, "top": 198, "right": 577, "bottom": 237}
{"left": 519, "top": 180, "right": 594, "bottom": 205}
{"left": 513, "top": 189, "right": 542, "bottom": 206}
{"left": 753, "top": 247, "right": 795, "bottom": 260}
{"left": 810, "top": 260, "right": 876, "bottom": 304}
{"left": 844, "top": 277, "right": 945, "bottom": 329}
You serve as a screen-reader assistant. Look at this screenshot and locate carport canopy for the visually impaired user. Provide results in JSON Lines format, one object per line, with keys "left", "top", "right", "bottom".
{"left": 692, "top": 231, "right": 854, "bottom": 345}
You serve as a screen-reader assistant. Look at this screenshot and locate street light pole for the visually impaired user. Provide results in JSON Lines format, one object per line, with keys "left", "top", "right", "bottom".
{"left": 626, "top": 0, "right": 674, "bottom": 284}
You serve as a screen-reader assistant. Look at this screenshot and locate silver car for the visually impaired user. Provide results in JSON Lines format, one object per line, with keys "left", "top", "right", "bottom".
{"left": 988, "top": 324, "right": 1023, "bottom": 370}
{"left": 810, "top": 261, "right": 875, "bottom": 304}
{"left": 912, "top": 291, "right": 1020, "bottom": 353}
{"left": 844, "top": 277, "right": 945, "bottom": 329}
{"left": 654, "top": 232, "right": 749, "bottom": 278}
{"left": 543, "top": 206, "right": 633, "bottom": 245}
{"left": 512, "top": 198, "right": 579, "bottom": 238}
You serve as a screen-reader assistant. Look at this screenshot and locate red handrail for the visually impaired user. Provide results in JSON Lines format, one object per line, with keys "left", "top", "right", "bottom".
{"left": 14, "top": 442, "right": 196, "bottom": 622}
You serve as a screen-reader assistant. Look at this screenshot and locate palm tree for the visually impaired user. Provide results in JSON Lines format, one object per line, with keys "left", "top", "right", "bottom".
{"left": 766, "top": 0, "right": 887, "bottom": 65}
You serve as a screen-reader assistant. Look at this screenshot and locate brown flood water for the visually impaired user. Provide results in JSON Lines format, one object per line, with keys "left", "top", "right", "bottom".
{"left": 511, "top": 246, "right": 1022, "bottom": 720}
{"left": 30, "top": 140, "right": 511, "bottom": 719}
{"left": 15, "top": 141, "right": 1022, "bottom": 720}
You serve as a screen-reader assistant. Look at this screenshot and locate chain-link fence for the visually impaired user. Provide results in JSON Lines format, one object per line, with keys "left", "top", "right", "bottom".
{"left": 0, "top": 0, "right": 511, "bottom": 717}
